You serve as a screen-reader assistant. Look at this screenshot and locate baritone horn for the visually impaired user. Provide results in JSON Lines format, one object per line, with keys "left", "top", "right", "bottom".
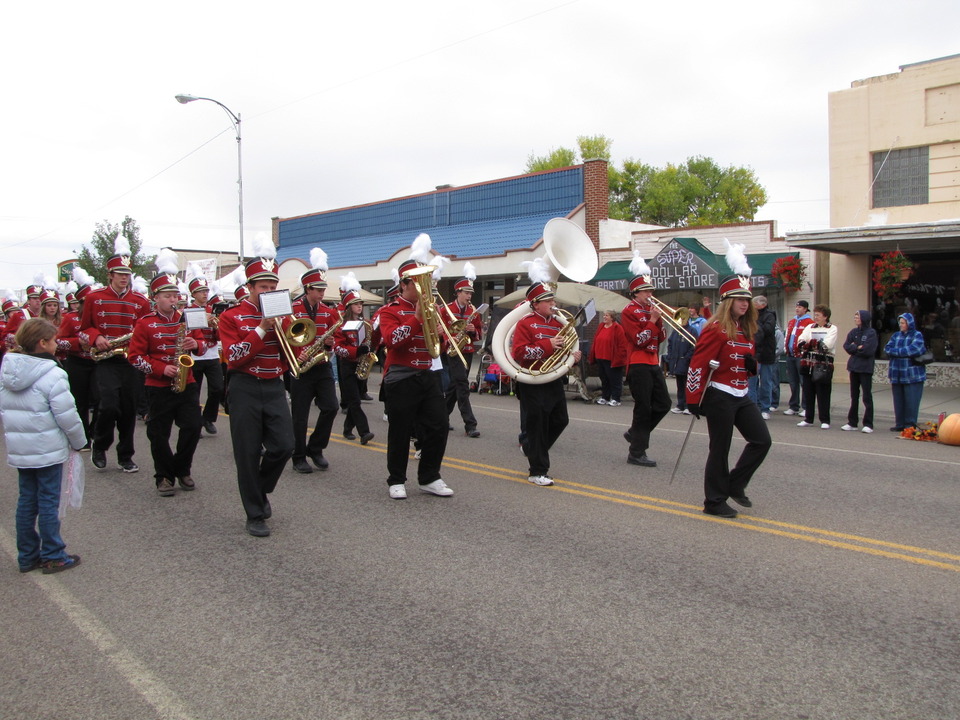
{"left": 275, "top": 315, "right": 317, "bottom": 379}
{"left": 647, "top": 297, "right": 697, "bottom": 346}
{"left": 401, "top": 265, "right": 467, "bottom": 365}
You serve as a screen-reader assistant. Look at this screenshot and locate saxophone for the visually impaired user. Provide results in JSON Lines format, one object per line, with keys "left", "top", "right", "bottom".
{"left": 90, "top": 333, "right": 134, "bottom": 361}
{"left": 297, "top": 314, "right": 345, "bottom": 374}
{"left": 171, "top": 323, "right": 194, "bottom": 393}
{"left": 356, "top": 320, "right": 379, "bottom": 380}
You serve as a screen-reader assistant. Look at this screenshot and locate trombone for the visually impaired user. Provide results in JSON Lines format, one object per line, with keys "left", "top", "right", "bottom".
{"left": 648, "top": 297, "right": 698, "bottom": 346}
{"left": 274, "top": 315, "right": 317, "bottom": 379}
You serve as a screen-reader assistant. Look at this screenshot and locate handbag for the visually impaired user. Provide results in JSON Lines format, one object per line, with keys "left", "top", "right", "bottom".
{"left": 911, "top": 349, "right": 935, "bottom": 366}
{"left": 811, "top": 361, "right": 834, "bottom": 383}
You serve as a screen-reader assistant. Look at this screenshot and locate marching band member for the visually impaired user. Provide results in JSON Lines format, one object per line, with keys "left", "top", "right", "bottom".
{"left": 379, "top": 239, "right": 454, "bottom": 500}
{"left": 56, "top": 269, "right": 98, "bottom": 449}
{"left": 4, "top": 278, "right": 43, "bottom": 350}
{"left": 444, "top": 262, "right": 483, "bottom": 438}
{"left": 79, "top": 235, "right": 150, "bottom": 473}
{"left": 334, "top": 282, "right": 374, "bottom": 445}
{"left": 685, "top": 244, "right": 771, "bottom": 519}
{"left": 186, "top": 263, "right": 224, "bottom": 436}
{"left": 127, "top": 250, "right": 207, "bottom": 497}
{"left": 38, "top": 285, "right": 65, "bottom": 362}
{"left": 620, "top": 252, "right": 671, "bottom": 468}
{"left": 510, "top": 261, "right": 580, "bottom": 487}
{"left": 217, "top": 243, "right": 294, "bottom": 537}
{"left": 289, "top": 248, "right": 340, "bottom": 474}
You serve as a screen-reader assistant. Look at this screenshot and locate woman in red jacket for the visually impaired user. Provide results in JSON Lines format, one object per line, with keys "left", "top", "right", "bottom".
{"left": 685, "top": 275, "right": 772, "bottom": 519}
{"left": 588, "top": 310, "right": 629, "bottom": 406}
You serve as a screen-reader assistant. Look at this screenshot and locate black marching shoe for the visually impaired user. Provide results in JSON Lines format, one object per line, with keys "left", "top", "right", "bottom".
{"left": 703, "top": 502, "right": 738, "bottom": 518}
{"left": 360, "top": 432, "right": 375, "bottom": 445}
{"left": 203, "top": 421, "right": 217, "bottom": 435}
{"left": 730, "top": 495, "right": 752, "bottom": 508}
{"left": 120, "top": 460, "right": 139, "bottom": 473}
{"left": 92, "top": 447, "right": 107, "bottom": 469}
{"left": 246, "top": 519, "right": 270, "bottom": 537}
{"left": 627, "top": 453, "right": 657, "bottom": 467}
{"left": 466, "top": 429, "right": 481, "bottom": 438}
{"left": 292, "top": 458, "right": 314, "bottom": 474}
{"left": 343, "top": 431, "right": 357, "bottom": 440}
{"left": 311, "top": 454, "right": 329, "bottom": 471}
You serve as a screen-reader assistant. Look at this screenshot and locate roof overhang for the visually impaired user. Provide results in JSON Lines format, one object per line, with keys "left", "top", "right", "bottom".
{"left": 785, "top": 221, "right": 960, "bottom": 255}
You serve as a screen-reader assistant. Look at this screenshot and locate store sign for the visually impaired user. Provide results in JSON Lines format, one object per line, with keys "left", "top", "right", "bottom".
{"left": 651, "top": 242, "right": 717, "bottom": 290}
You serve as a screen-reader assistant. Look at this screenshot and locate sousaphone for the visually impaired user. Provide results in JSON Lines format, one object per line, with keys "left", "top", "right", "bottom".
{"left": 491, "top": 218, "right": 599, "bottom": 385}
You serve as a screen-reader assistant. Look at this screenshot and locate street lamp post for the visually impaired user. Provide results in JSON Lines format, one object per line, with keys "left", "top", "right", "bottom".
{"left": 175, "top": 94, "right": 245, "bottom": 264}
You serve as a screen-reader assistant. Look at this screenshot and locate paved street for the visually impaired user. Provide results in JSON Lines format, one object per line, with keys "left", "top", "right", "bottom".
{"left": 2, "top": 374, "right": 959, "bottom": 720}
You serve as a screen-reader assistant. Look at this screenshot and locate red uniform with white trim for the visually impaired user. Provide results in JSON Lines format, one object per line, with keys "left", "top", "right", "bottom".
{"left": 4, "top": 308, "right": 29, "bottom": 350}
{"left": 444, "top": 300, "right": 483, "bottom": 354}
{"left": 685, "top": 321, "right": 755, "bottom": 406}
{"left": 291, "top": 297, "right": 339, "bottom": 367}
{"left": 620, "top": 298, "right": 665, "bottom": 365}
{"left": 217, "top": 299, "right": 290, "bottom": 379}
{"left": 127, "top": 310, "right": 208, "bottom": 387}
{"left": 79, "top": 286, "right": 150, "bottom": 348}
{"left": 379, "top": 295, "right": 434, "bottom": 372}
{"left": 56, "top": 311, "right": 91, "bottom": 360}
{"left": 511, "top": 309, "right": 563, "bottom": 369}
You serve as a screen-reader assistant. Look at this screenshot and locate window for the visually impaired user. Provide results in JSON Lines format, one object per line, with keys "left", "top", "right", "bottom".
{"left": 871, "top": 147, "right": 929, "bottom": 208}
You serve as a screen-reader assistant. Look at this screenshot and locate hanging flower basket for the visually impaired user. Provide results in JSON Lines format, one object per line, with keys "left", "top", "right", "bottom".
{"left": 872, "top": 251, "right": 914, "bottom": 301}
{"left": 771, "top": 255, "right": 806, "bottom": 292}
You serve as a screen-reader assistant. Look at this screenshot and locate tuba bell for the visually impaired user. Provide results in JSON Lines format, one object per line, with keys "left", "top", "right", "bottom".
{"left": 490, "top": 218, "right": 599, "bottom": 385}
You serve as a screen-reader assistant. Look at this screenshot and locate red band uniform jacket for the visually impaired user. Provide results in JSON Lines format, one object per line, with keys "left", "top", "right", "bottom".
{"left": 620, "top": 299, "right": 665, "bottom": 366}
{"left": 511, "top": 309, "right": 563, "bottom": 370}
{"left": 127, "top": 310, "right": 208, "bottom": 387}
{"left": 685, "top": 322, "right": 755, "bottom": 407}
{"left": 217, "top": 299, "right": 291, "bottom": 380}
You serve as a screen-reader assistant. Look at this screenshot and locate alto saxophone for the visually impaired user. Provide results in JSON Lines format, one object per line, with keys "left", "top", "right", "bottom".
{"left": 171, "top": 323, "right": 194, "bottom": 393}
{"left": 90, "top": 333, "right": 134, "bottom": 361}
{"left": 356, "top": 320, "right": 378, "bottom": 380}
{"left": 297, "top": 315, "right": 345, "bottom": 374}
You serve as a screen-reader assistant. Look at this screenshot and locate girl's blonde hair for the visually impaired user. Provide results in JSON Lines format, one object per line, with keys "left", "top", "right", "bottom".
{"left": 15, "top": 318, "right": 58, "bottom": 354}
{"left": 707, "top": 298, "right": 758, "bottom": 341}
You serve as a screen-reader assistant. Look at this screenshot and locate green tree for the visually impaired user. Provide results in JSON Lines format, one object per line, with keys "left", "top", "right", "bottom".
{"left": 525, "top": 134, "right": 613, "bottom": 172}
{"left": 75, "top": 216, "right": 155, "bottom": 286}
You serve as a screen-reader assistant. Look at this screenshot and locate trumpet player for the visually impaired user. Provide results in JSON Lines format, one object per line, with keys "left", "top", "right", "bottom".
{"left": 289, "top": 255, "right": 340, "bottom": 474}
{"left": 620, "top": 253, "right": 671, "bottom": 468}
{"left": 333, "top": 289, "right": 374, "bottom": 445}
{"left": 444, "top": 268, "right": 482, "bottom": 438}
{"left": 79, "top": 237, "right": 150, "bottom": 473}
{"left": 127, "top": 254, "right": 207, "bottom": 497}
{"left": 379, "top": 256, "right": 454, "bottom": 500}
{"left": 511, "top": 281, "right": 580, "bottom": 487}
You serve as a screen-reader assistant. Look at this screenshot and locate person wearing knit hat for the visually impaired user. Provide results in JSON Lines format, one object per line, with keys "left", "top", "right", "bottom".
{"left": 509, "top": 258, "right": 581, "bottom": 487}
{"left": 128, "top": 249, "right": 207, "bottom": 497}
{"left": 379, "top": 233, "right": 454, "bottom": 500}
{"left": 288, "top": 247, "right": 340, "bottom": 475}
{"left": 185, "top": 263, "right": 223, "bottom": 437}
{"left": 79, "top": 236, "right": 151, "bottom": 474}
{"left": 684, "top": 241, "right": 771, "bottom": 519}
{"left": 620, "top": 251, "right": 671, "bottom": 468}
{"left": 217, "top": 234, "right": 295, "bottom": 537}
{"left": 444, "top": 262, "right": 483, "bottom": 438}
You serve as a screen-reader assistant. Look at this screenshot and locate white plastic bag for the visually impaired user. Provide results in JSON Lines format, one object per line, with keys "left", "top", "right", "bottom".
{"left": 58, "top": 450, "right": 85, "bottom": 519}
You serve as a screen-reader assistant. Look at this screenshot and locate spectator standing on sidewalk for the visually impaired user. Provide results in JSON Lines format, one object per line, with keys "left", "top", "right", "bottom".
{"left": 783, "top": 300, "right": 814, "bottom": 416}
{"left": 841, "top": 310, "right": 878, "bottom": 434}
{"left": 751, "top": 296, "right": 778, "bottom": 420}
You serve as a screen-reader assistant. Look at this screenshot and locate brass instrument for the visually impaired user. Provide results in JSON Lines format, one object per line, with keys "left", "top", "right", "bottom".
{"left": 356, "top": 320, "right": 379, "bottom": 380}
{"left": 171, "top": 323, "right": 194, "bottom": 393}
{"left": 91, "top": 333, "right": 133, "bottom": 361}
{"left": 647, "top": 297, "right": 697, "bottom": 346}
{"left": 296, "top": 314, "right": 344, "bottom": 375}
{"left": 275, "top": 316, "right": 317, "bottom": 379}
{"left": 446, "top": 304, "right": 487, "bottom": 358}
{"left": 528, "top": 308, "right": 583, "bottom": 375}
{"left": 401, "top": 266, "right": 467, "bottom": 366}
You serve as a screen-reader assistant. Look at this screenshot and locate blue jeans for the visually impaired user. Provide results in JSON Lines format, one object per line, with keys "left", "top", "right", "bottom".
{"left": 16, "top": 464, "right": 68, "bottom": 569}
{"left": 758, "top": 362, "right": 778, "bottom": 411}
{"left": 891, "top": 381, "right": 924, "bottom": 429}
{"left": 785, "top": 355, "right": 805, "bottom": 413}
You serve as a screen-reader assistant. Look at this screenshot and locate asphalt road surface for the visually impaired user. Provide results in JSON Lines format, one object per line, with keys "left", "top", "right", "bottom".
{"left": 2, "top": 376, "right": 959, "bottom": 720}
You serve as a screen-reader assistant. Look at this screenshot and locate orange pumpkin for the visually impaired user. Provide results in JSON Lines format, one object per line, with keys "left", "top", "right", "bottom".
{"left": 939, "top": 413, "right": 960, "bottom": 446}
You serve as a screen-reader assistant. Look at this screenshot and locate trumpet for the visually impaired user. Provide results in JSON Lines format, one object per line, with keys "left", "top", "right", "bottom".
{"left": 647, "top": 297, "right": 697, "bottom": 346}
{"left": 274, "top": 316, "right": 317, "bottom": 379}
{"left": 91, "top": 333, "right": 133, "bottom": 361}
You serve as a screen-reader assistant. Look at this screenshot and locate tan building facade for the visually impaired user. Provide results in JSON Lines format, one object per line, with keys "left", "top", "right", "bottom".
{"left": 789, "top": 55, "right": 960, "bottom": 386}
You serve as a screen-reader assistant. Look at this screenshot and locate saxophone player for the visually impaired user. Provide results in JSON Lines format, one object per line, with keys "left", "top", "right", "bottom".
{"left": 127, "top": 251, "right": 207, "bottom": 497}
{"left": 444, "top": 265, "right": 483, "bottom": 438}
{"left": 511, "top": 276, "right": 581, "bottom": 487}
{"left": 333, "top": 288, "right": 374, "bottom": 445}
{"left": 79, "top": 235, "right": 150, "bottom": 473}
{"left": 289, "top": 249, "right": 340, "bottom": 474}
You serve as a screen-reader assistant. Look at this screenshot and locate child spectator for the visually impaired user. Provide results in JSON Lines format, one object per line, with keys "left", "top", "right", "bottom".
{"left": 1, "top": 318, "right": 87, "bottom": 573}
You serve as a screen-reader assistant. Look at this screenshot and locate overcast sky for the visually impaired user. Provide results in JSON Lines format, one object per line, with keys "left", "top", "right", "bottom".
{"left": 2, "top": 0, "right": 958, "bottom": 292}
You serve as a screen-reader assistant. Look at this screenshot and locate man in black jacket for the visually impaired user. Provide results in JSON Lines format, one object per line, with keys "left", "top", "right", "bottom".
{"left": 752, "top": 296, "right": 778, "bottom": 420}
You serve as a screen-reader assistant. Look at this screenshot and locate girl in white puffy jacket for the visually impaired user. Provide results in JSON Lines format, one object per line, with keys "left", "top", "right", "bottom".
{"left": 0, "top": 319, "right": 87, "bottom": 574}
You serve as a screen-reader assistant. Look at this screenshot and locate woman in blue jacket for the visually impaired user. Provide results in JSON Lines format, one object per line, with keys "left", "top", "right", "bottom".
{"left": 883, "top": 312, "right": 927, "bottom": 432}
{"left": 841, "top": 310, "right": 878, "bottom": 433}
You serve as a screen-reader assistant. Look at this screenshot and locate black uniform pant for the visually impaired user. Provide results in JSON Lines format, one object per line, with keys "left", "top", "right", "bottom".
{"left": 290, "top": 362, "right": 338, "bottom": 461}
{"left": 191, "top": 358, "right": 224, "bottom": 424}
{"left": 93, "top": 358, "right": 139, "bottom": 462}
{"left": 65, "top": 356, "right": 99, "bottom": 444}
{"left": 445, "top": 352, "right": 478, "bottom": 431}
{"left": 145, "top": 383, "right": 202, "bottom": 484}
{"left": 337, "top": 357, "right": 370, "bottom": 436}
{"left": 385, "top": 371, "right": 447, "bottom": 486}
{"left": 702, "top": 388, "right": 771, "bottom": 509}
{"left": 518, "top": 379, "right": 568, "bottom": 477}
{"left": 227, "top": 374, "right": 293, "bottom": 521}
{"left": 626, "top": 363, "right": 671, "bottom": 456}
